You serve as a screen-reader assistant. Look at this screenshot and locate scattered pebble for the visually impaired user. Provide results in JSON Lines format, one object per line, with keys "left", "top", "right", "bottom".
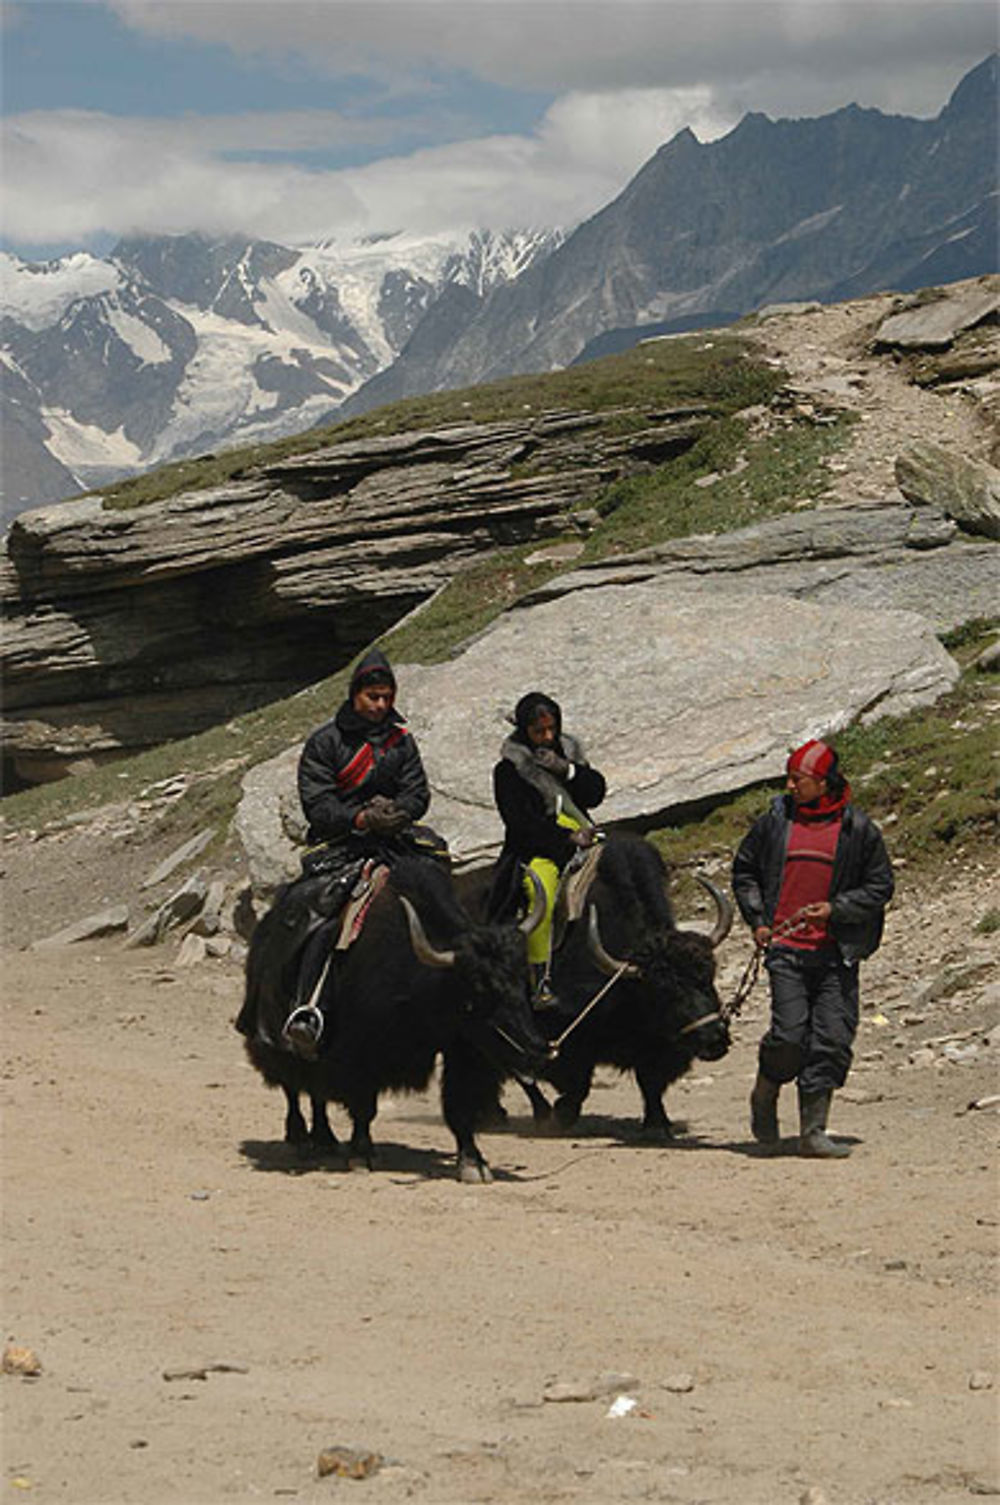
{"left": 317, "top": 1446, "right": 383, "bottom": 1479}
{"left": 543, "top": 1372, "right": 637, "bottom": 1403}
{"left": 2, "top": 1344, "right": 41, "bottom": 1377}
{"left": 661, "top": 1373, "right": 696, "bottom": 1393}
{"left": 879, "top": 1396, "right": 914, "bottom": 1409}
{"left": 969, "top": 1371, "right": 994, "bottom": 1391}
{"left": 162, "top": 1363, "right": 247, "bottom": 1382}
{"left": 606, "top": 1395, "right": 638, "bottom": 1418}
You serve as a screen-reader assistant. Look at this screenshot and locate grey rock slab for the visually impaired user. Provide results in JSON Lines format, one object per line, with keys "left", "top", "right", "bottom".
{"left": 140, "top": 828, "right": 215, "bottom": 890}
{"left": 397, "top": 579, "right": 959, "bottom": 863}
{"left": 895, "top": 441, "right": 1000, "bottom": 540}
{"left": 233, "top": 745, "right": 302, "bottom": 897}
{"left": 30, "top": 904, "right": 130, "bottom": 949}
{"left": 126, "top": 874, "right": 208, "bottom": 947}
{"left": 874, "top": 282, "right": 1000, "bottom": 351}
{"left": 519, "top": 503, "right": 995, "bottom": 634}
{"left": 190, "top": 877, "right": 228, "bottom": 936}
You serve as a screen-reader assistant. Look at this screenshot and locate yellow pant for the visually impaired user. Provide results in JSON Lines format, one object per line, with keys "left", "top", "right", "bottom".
{"left": 522, "top": 813, "right": 580, "bottom": 965}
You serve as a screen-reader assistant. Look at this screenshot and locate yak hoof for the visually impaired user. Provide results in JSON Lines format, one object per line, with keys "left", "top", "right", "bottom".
{"left": 348, "top": 1154, "right": 373, "bottom": 1174}
{"left": 458, "top": 1156, "right": 493, "bottom": 1184}
{"left": 553, "top": 1097, "right": 581, "bottom": 1132}
{"left": 639, "top": 1123, "right": 674, "bottom": 1145}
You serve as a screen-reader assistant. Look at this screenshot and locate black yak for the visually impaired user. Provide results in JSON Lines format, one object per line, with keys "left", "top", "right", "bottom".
{"left": 237, "top": 856, "right": 550, "bottom": 1182}
{"left": 511, "top": 835, "right": 733, "bottom": 1138}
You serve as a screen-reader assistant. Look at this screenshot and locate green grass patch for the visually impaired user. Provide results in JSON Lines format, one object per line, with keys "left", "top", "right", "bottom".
{"left": 585, "top": 412, "right": 854, "bottom": 557}
{"left": 95, "top": 333, "right": 780, "bottom": 512}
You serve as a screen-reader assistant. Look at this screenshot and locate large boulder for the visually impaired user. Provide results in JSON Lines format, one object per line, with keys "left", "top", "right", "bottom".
{"left": 235, "top": 577, "right": 959, "bottom": 887}
{"left": 398, "top": 581, "right": 959, "bottom": 863}
{"left": 895, "top": 441, "right": 1000, "bottom": 540}
{"left": 2, "top": 407, "right": 705, "bottom": 783}
{"left": 874, "top": 280, "right": 999, "bottom": 351}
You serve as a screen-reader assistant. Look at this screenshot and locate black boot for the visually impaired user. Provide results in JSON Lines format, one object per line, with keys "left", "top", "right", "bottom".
{"left": 749, "top": 1072, "right": 781, "bottom": 1145}
{"left": 798, "top": 1088, "right": 851, "bottom": 1158}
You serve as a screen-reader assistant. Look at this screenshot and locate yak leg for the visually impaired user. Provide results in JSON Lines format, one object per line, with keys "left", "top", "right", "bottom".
{"left": 282, "top": 1086, "right": 311, "bottom": 1145}
{"left": 308, "top": 1094, "right": 339, "bottom": 1153}
{"left": 517, "top": 1076, "right": 554, "bottom": 1126}
{"left": 635, "top": 1061, "right": 674, "bottom": 1142}
{"left": 346, "top": 1088, "right": 377, "bottom": 1172}
{"left": 442, "top": 1045, "right": 494, "bottom": 1183}
{"left": 550, "top": 1060, "right": 594, "bottom": 1132}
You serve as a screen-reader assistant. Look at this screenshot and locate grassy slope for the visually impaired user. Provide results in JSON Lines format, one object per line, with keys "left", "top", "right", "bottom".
{"left": 6, "top": 331, "right": 998, "bottom": 881}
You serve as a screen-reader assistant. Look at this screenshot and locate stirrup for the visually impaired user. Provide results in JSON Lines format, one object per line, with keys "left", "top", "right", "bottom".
{"left": 532, "top": 974, "right": 561, "bottom": 1013}
{"left": 282, "top": 1004, "right": 324, "bottom": 1058}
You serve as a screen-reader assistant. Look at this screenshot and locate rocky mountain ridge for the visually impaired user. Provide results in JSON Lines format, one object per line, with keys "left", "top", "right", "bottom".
{"left": 343, "top": 55, "right": 998, "bottom": 416}
{"left": 0, "top": 227, "right": 559, "bottom": 525}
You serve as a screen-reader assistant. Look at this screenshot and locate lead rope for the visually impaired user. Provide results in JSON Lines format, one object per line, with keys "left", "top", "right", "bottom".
{"left": 724, "top": 907, "right": 811, "bottom": 1022}
{"left": 548, "top": 962, "right": 632, "bottom": 1051}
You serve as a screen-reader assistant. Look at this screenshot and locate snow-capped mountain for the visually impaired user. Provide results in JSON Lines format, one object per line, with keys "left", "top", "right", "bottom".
{"left": 0, "top": 227, "right": 560, "bottom": 525}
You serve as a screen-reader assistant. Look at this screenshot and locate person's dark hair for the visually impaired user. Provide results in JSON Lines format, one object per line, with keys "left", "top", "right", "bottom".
{"left": 512, "top": 691, "right": 562, "bottom": 743}
{"left": 825, "top": 761, "right": 847, "bottom": 799}
{"left": 353, "top": 667, "right": 394, "bottom": 693}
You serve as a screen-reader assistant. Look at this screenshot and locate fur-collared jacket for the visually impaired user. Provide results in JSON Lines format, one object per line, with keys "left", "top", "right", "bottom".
{"left": 487, "top": 730, "right": 606, "bottom": 921}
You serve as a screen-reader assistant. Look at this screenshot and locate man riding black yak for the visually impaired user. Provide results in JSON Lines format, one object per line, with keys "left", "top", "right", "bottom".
{"left": 282, "top": 647, "right": 442, "bottom": 1056}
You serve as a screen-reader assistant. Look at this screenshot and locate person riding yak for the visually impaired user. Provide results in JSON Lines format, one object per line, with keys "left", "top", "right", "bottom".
{"left": 282, "top": 647, "right": 435, "bottom": 1056}
{"left": 487, "top": 691, "right": 606, "bottom": 1009}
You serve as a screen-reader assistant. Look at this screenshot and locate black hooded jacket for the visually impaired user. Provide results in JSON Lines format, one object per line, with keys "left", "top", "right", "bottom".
{"left": 731, "top": 793, "right": 894, "bottom": 963}
{"left": 297, "top": 649, "right": 430, "bottom": 845}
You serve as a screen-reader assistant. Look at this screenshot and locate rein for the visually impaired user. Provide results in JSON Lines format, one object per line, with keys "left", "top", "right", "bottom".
{"left": 724, "top": 908, "right": 811, "bottom": 1021}
{"left": 490, "top": 1021, "right": 538, "bottom": 1059}
{"left": 548, "top": 962, "right": 632, "bottom": 1050}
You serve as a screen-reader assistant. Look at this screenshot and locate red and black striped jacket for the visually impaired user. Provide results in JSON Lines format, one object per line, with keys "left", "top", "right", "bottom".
{"left": 297, "top": 703, "right": 430, "bottom": 845}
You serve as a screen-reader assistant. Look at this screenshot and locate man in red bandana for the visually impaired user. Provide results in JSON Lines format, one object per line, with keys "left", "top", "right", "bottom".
{"left": 732, "top": 740, "right": 894, "bottom": 1157}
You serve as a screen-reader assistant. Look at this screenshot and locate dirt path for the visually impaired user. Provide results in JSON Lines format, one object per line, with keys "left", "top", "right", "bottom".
{"left": 744, "top": 285, "right": 998, "bottom": 507}
{"left": 3, "top": 864, "right": 997, "bottom": 1505}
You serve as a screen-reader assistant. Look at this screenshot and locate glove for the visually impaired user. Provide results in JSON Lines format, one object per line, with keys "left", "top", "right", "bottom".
{"left": 533, "top": 746, "right": 570, "bottom": 779}
{"left": 362, "top": 796, "right": 411, "bottom": 837}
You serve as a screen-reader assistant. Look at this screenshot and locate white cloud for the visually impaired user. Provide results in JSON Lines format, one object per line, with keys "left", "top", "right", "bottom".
{"left": 1, "top": 87, "right": 737, "bottom": 246}
{"left": 107, "top": 0, "right": 998, "bottom": 114}
{"left": 4, "top": 2, "right": 994, "bottom": 250}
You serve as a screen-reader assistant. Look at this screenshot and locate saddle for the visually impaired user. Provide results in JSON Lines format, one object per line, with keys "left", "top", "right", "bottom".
{"left": 550, "top": 843, "right": 603, "bottom": 954}
{"left": 334, "top": 861, "right": 390, "bottom": 951}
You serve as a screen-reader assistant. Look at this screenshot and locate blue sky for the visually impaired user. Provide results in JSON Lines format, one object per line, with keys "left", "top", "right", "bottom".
{"left": 2, "top": 1, "right": 996, "bottom": 258}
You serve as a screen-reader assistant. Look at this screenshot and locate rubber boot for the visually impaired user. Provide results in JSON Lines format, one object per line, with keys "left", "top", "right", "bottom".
{"left": 749, "top": 1072, "right": 781, "bottom": 1145}
{"left": 798, "top": 1088, "right": 851, "bottom": 1158}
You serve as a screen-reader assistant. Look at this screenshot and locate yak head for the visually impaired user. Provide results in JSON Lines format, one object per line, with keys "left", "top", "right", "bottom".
{"left": 398, "top": 876, "right": 552, "bottom": 1080}
{"left": 586, "top": 869, "right": 733, "bottom": 1063}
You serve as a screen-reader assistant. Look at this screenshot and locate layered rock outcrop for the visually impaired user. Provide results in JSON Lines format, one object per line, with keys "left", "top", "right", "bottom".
{"left": 1, "top": 406, "right": 705, "bottom": 783}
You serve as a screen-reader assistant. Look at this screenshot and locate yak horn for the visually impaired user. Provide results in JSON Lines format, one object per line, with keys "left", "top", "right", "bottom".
{"left": 586, "top": 906, "right": 640, "bottom": 978}
{"left": 518, "top": 867, "right": 547, "bottom": 938}
{"left": 694, "top": 873, "right": 734, "bottom": 948}
{"left": 399, "top": 895, "right": 455, "bottom": 969}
